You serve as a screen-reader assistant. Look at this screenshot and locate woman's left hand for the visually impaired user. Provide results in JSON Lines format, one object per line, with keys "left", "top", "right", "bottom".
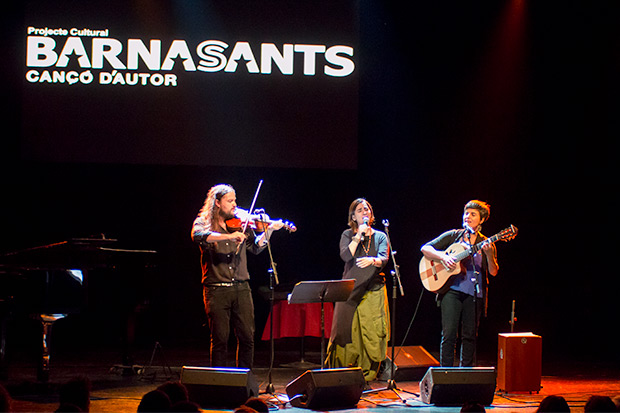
{"left": 481, "top": 241, "right": 496, "bottom": 256}
{"left": 356, "top": 257, "right": 376, "bottom": 268}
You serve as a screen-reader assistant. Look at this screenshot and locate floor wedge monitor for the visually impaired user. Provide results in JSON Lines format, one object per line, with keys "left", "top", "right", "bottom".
{"left": 285, "top": 367, "right": 365, "bottom": 410}
{"left": 181, "top": 366, "right": 258, "bottom": 409}
{"left": 379, "top": 346, "right": 440, "bottom": 381}
{"left": 419, "top": 367, "right": 496, "bottom": 406}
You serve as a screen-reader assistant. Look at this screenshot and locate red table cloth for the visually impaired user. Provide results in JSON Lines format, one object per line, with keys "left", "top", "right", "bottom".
{"left": 261, "top": 300, "right": 334, "bottom": 340}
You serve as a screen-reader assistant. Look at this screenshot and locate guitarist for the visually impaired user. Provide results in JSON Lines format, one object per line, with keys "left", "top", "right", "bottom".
{"left": 420, "top": 200, "right": 499, "bottom": 367}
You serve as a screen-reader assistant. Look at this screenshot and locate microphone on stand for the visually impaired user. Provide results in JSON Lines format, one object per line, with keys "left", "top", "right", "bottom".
{"left": 463, "top": 223, "right": 476, "bottom": 249}
{"left": 463, "top": 223, "right": 476, "bottom": 234}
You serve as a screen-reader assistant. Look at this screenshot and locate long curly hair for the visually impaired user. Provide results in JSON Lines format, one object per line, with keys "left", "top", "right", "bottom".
{"left": 198, "top": 184, "right": 235, "bottom": 231}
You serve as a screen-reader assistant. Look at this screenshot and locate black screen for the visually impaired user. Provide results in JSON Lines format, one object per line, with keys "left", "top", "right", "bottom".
{"left": 20, "top": 0, "right": 359, "bottom": 168}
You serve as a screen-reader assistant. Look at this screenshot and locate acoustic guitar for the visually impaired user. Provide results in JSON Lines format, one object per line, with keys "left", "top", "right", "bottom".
{"left": 419, "top": 225, "right": 518, "bottom": 293}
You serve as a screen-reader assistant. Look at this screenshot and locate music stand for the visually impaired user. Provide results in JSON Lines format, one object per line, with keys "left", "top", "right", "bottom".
{"left": 287, "top": 280, "right": 354, "bottom": 368}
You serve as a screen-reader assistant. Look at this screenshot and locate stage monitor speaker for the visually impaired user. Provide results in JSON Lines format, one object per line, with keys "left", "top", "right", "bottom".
{"left": 419, "top": 367, "right": 496, "bottom": 406}
{"left": 181, "top": 366, "right": 258, "bottom": 409}
{"left": 378, "top": 346, "right": 440, "bottom": 381}
{"left": 285, "top": 367, "right": 365, "bottom": 410}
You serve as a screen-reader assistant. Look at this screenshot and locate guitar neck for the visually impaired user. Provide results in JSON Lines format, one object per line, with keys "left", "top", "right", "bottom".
{"left": 454, "top": 232, "right": 501, "bottom": 262}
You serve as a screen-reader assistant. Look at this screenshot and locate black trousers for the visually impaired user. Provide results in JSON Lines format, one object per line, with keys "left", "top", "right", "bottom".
{"left": 440, "top": 289, "right": 481, "bottom": 367}
{"left": 203, "top": 282, "right": 255, "bottom": 368}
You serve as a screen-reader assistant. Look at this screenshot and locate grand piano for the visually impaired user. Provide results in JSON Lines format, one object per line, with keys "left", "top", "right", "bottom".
{"left": 0, "top": 236, "right": 156, "bottom": 382}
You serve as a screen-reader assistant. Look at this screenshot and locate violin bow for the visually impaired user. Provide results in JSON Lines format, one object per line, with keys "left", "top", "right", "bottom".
{"left": 242, "top": 179, "right": 263, "bottom": 233}
{"left": 235, "top": 179, "right": 263, "bottom": 254}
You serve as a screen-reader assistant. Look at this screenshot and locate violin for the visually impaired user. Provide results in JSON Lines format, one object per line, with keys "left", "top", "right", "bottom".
{"left": 225, "top": 208, "right": 297, "bottom": 233}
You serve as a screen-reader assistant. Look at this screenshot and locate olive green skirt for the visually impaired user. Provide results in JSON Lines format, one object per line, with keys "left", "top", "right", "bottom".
{"left": 326, "top": 286, "right": 390, "bottom": 382}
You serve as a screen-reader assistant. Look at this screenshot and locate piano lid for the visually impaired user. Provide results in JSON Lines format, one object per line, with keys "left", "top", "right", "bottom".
{"left": 0, "top": 236, "right": 157, "bottom": 271}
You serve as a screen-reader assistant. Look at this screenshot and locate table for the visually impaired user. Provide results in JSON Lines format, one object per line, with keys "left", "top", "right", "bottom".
{"left": 261, "top": 300, "right": 334, "bottom": 341}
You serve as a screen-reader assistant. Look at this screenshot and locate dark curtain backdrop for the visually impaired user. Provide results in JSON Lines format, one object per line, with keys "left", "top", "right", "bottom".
{"left": 1, "top": 0, "right": 617, "bottom": 364}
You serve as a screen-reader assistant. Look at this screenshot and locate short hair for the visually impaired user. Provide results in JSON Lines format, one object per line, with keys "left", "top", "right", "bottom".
{"left": 536, "top": 395, "right": 570, "bottom": 412}
{"left": 464, "top": 200, "right": 490, "bottom": 222}
{"left": 584, "top": 395, "right": 616, "bottom": 412}
{"left": 157, "top": 381, "right": 189, "bottom": 405}
{"left": 244, "top": 397, "right": 269, "bottom": 413}
{"left": 137, "top": 389, "right": 171, "bottom": 412}
{"left": 58, "top": 376, "right": 91, "bottom": 412}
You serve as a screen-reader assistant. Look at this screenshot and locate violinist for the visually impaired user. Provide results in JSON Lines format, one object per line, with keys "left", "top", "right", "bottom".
{"left": 191, "top": 184, "right": 284, "bottom": 368}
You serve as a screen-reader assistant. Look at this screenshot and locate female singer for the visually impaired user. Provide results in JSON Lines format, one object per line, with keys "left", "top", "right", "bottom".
{"left": 327, "top": 198, "right": 390, "bottom": 383}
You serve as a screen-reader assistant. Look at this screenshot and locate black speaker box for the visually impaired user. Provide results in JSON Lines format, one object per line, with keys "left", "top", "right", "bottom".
{"left": 285, "top": 367, "right": 365, "bottom": 410}
{"left": 181, "top": 366, "right": 258, "bottom": 409}
{"left": 378, "top": 346, "right": 440, "bottom": 381}
{"left": 419, "top": 367, "right": 496, "bottom": 406}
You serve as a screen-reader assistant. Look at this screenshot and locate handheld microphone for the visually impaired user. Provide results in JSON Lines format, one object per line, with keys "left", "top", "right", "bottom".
{"left": 463, "top": 223, "right": 475, "bottom": 234}
{"left": 360, "top": 216, "right": 369, "bottom": 241}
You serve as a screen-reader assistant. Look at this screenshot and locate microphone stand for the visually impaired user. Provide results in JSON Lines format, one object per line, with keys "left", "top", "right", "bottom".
{"left": 363, "top": 219, "right": 411, "bottom": 401}
{"left": 261, "top": 223, "right": 278, "bottom": 395}
{"left": 468, "top": 230, "right": 481, "bottom": 367}
{"left": 471, "top": 254, "right": 480, "bottom": 367}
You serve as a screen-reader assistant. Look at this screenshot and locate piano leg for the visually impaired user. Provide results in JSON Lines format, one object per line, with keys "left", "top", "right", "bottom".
{"left": 37, "top": 314, "right": 66, "bottom": 382}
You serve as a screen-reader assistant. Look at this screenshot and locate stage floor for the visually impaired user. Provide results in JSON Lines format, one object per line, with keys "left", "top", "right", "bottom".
{"left": 1, "top": 341, "right": 618, "bottom": 413}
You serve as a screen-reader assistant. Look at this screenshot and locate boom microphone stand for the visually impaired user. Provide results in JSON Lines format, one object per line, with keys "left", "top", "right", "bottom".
{"left": 470, "top": 245, "right": 481, "bottom": 367}
{"left": 363, "top": 219, "right": 411, "bottom": 401}
{"left": 466, "top": 226, "right": 481, "bottom": 367}
{"left": 261, "top": 219, "right": 279, "bottom": 395}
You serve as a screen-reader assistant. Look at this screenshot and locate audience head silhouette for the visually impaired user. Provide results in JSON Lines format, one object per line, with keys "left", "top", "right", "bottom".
{"left": 243, "top": 397, "right": 269, "bottom": 413}
{"left": 56, "top": 376, "right": 91, "bottom": 412}
{"left": 0, "top": 384, "right": 11, "bottom": 413}
{"left": 137, "top": 389, "right": 171, "bottom": 412}
{"left": 156, "top": 381, "right": 189, "bottom": 405}
{"left": 536, "top": 395, "right": 570, "bottom": 412}
{"left": 584, "top": 395, "right": 616, "bottom": 412}
{"left": 171, "top": 400, "right": 201, "bottom": 411}
{"left": 460, "top": 400, "right": 486, "bottom": 412}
